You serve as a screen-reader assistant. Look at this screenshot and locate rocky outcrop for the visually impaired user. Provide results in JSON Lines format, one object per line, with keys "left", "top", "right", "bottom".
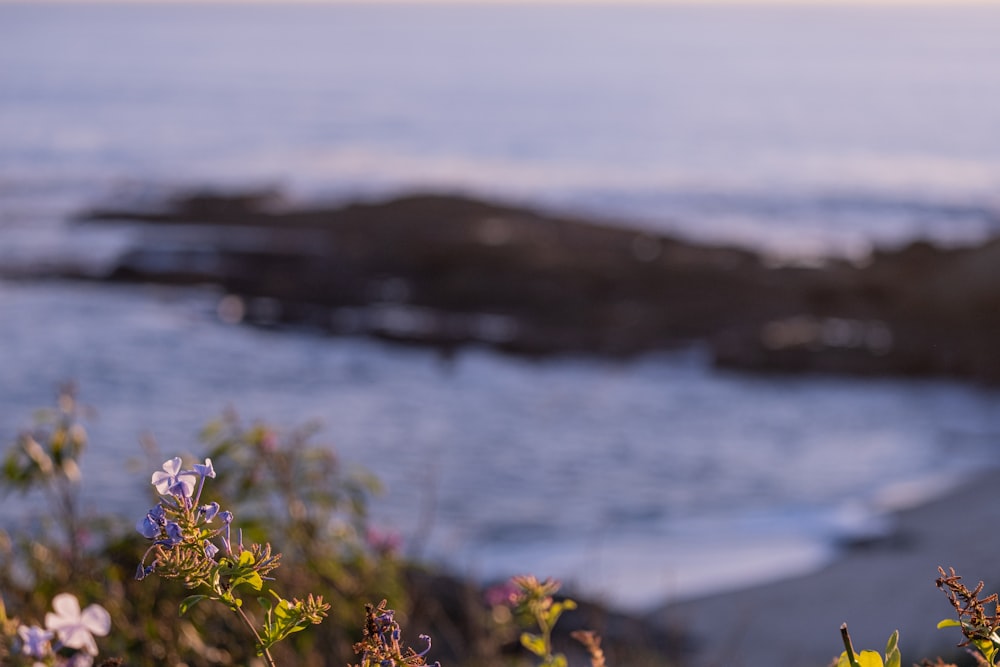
{"left": 78, "top": 189, "right": 1000, "bottom": 382}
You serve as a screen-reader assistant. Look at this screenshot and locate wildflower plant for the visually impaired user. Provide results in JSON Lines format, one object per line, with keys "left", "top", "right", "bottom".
{"left": 510, "top": 575, "right": 578, "bottom": 667}
{"left": 135, "top": 455, "right": 329, "bottom": 667}
{"left": 195, "top": 411, "right": 408, "bottom": 634}
{"left": 351, "top": 599, "right": 439, "bottom": 667}
{"left": 936, "top": 566, "right": 1000, "bottom": 665}
{"left": 1, "top": 385, "right": 91, "bottom": 575}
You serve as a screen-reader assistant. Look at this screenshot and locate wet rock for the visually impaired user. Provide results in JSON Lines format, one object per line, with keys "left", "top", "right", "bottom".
{"left": 77, "top": 188, "right": 1000, "bottom": 382}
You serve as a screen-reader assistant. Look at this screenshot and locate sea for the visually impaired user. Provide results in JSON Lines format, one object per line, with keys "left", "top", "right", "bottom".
{"left": 2, "top": 2, "right": 1000, "bottom": 612}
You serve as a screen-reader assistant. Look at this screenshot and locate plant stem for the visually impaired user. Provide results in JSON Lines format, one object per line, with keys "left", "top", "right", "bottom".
{"left": 235, "top": 603, "right": 277, "bottom": 667}
{"left": 840, "top": 623, "right": 862, "bottom": 667}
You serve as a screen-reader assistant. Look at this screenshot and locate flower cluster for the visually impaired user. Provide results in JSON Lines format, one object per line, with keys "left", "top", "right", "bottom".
{"left": 135, "top": 457, "right": 234, "bottom": 581}
{"left": 134, "top": 456, "right": 329, "bottom": 666}
{"left": 12, "top": 593, "right": 110, "bottom": 667}
{"left": 352, "top": 600, "right": 438, "bottom": 667}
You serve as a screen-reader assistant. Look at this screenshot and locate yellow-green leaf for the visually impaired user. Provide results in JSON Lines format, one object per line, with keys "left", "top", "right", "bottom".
{"left": 520, "top": 632, "right": 546, "bottom": 657}
{"left": 857, "top": 649, "right": 884, "bottom": 667}
{"left": 179, "top": 595, "right": 208, "bottom": 616}
{"left": 885, "top": 630, "right": 898, "bottom": 656}
{"left": 885, "top": 630, "right": 900, "bottom": 667}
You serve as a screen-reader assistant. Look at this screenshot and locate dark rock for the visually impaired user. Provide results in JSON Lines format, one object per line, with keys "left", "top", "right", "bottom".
{"left": 75, "top": 188, "right": 1000, "bottom": 382}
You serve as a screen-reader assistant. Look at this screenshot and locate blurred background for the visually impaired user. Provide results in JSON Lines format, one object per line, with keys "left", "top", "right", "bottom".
{"left": 3, "top": 0, "right": 1000, "bottom": 617}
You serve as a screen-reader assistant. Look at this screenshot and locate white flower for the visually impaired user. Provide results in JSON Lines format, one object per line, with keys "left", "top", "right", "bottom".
{"left": 44, "top": 593, "right": 111, "bottom": 656}
{"left": 62, "top": 652, "right": 96, "bottom": 667}
{"left": 151, "top": 456, "right": 198, "bottom": 498}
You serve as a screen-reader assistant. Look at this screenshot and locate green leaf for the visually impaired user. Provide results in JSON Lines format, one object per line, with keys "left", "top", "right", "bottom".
{"left": 546, "top": 599, "right": 577, "bottom": 626}
{"left": 234, "top": 571, "right": 263, "bottom": 591}
{"left": 273, "top": 599, "right": 293, "bottom": 620}
{"left": 885, "top": 630, "right": 900, "bottom": 667}
{"left": 179, "top": 595, "right": 209, "bottom": 616}
{"left": 520, "top": 632, "right": 546, "bottom": 657}
{"left": 885, "top": 630, "right": 898, "bottom": 656}
{"left": 937, "top": 619, "right": 962, "bottom": 629}
{"left": 239, "top": 550, "right": 256, "bottom": 566}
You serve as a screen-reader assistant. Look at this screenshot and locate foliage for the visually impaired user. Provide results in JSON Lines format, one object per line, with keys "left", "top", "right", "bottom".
{"left": 1, "top": 384, "right": 91, "bottom": 575}
{"left": 510, "top": 575, "right": 578, "bottom": 667}
{"left": 134, "top": 455, "right": 330, "bottom": 666}
{"left": 936, "top": 567, "right": 1000, "bottom": 666}
{"left": 0, "top": 388, "right": 410, "bottom": 666}
{"left": 19, "top": 387, "right": 1000, "bottom": 667}
{"left": 351, "top": 599, "right": 439, "bottom": 667}
{"left": 836, "top": 624, "right": 900, "bottom": 667}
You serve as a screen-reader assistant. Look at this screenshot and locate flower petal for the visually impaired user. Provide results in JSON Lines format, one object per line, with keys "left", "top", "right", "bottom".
{"left": 194, "top": 457, "right": 216, "bottom": 478}
{"left": 46, "top": 593, "right": 81, "bottom": 628}
{"left": 151, "top": 470, "right": 172, "bottom": 494}
{"left": 162, "top": 457, "right": 182, "bottom": 475}
{"left": 81, "top": 604, "right": 111, "bottom": 637}
{"left": 58, "top": 624, "right": 98, "bottom": 654}
{"left": 137, "top": 515, "right": 159, "bottom": 539}
{"left": 17, "top": 625, "right": 53, "bottom": 658}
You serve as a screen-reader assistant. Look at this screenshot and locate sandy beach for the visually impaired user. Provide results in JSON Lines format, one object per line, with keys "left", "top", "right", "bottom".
{"left": 654, "top": 472, "right": 1000, "bottom": 667}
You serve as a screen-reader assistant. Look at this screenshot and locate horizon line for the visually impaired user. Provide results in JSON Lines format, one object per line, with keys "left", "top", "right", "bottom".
{"left": 4, "top": 0, "right": 1000, "bottom": 5}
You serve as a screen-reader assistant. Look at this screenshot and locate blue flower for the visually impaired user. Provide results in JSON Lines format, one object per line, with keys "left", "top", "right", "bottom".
{"left": 198, "top": 502, "right": 220, "bottom": 522}
{"left": 136, "top": 504, "right": 166, "bottom": 539}
{"left": 135, "top": 561, "right": 157, "bottom": 581}
{"left": 190, "top": 457, "right": 216, "bottom": 505}
{"left": 204, "top": 541, "right": 220, "bottom": 559}
{"left": 193, "top": 457, "right": 216, "bottom": 479}
{"left": 152, "top": 457, "right": 198, "bottom": 499}
{"left": 162, "top": 521, "right": 184, "bottom": 546}
{"left": 17, "top": 624, "right": 53, "bottom": 658}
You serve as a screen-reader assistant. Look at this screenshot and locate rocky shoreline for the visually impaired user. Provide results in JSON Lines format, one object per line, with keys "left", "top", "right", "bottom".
{"left": 74, "top": 188, "right": 1000, "bottom": 382}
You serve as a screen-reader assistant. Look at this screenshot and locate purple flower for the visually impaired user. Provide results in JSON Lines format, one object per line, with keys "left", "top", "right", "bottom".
{"left": 416, "top": 634, "right": 433, "bottom": 658}
{"left": 198, "top": 502, "right": 220, "bottom": 522}
{"left": 17, "top": 624, "right": 53, "bottom": 658}
{"left": 204, "top": 541, "right": 220, "bottom": 559}
{"left": 193, "top": 457, "right": 216, "bottom": 479}
{"left": 189, "top": 457, "right": 217, "bottom": 505}
{"left": 162, "top": 521, "right": 184, "bottom": 546}
{"left": 136, "top": 504, "right": 166, "bottom": 539}
{"left": 152, "top": 457, "right": 198, "bottom": 499}
{"left": 44, "top": 593, "right": 110, "bottom": 657}
{"left": 135, "top": 561, "right": 157, "bottom": 581}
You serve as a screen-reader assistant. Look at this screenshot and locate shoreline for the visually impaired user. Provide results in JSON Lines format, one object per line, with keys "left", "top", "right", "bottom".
{"left": 653, "top": 469, "right": 1000, "bottom": 667}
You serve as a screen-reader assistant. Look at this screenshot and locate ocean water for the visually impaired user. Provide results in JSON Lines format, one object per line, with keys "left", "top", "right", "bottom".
{"left": 2, "top": 2, "right": 1000, "bottom": 610}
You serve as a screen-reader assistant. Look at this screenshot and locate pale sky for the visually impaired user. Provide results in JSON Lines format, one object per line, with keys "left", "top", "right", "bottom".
{"left": 11, "top": 0, "right": 1000, "bottom": 5}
